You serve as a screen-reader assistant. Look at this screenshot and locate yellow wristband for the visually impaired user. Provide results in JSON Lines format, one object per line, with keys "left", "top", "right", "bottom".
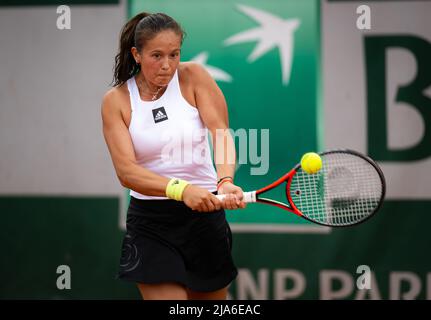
{"left": 166, "top": 178, "right": 190, "bottom": 201}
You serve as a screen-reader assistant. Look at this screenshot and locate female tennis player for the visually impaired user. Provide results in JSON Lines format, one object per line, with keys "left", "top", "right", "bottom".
{"left": 101, "top": 12, "right": 246, "bottom": 300}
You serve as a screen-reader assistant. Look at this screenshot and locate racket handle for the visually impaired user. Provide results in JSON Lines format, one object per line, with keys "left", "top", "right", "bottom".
{"left": 216, "top": 191, "right": 256, "bottom": 203}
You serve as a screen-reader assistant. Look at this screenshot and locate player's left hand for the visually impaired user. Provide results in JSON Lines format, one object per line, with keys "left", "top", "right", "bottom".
{"left": 218, "top": 182, "right": 247, "bottom": 210}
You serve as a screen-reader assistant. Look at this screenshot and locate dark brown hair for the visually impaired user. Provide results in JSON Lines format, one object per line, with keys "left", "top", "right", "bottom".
{"left": 111, "top": 12, "right": 186, "bottom": 87}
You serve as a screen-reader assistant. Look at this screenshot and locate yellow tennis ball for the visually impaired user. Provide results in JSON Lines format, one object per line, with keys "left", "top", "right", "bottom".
{"left": 301, "top": 152, "right": 322, "bottom": 174}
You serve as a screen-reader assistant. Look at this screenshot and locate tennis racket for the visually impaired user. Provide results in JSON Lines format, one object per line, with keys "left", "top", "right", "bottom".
{"left": 216, "top": 149, "right": 386, "bottom": 227}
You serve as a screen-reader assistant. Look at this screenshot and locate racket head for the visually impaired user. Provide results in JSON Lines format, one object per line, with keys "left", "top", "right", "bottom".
{"left": 288, "top": 149, "right": 386, "bottom": 227}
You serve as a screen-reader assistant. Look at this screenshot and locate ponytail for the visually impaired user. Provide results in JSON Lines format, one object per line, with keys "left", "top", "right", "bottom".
{"left": 112, "top": 12, "right": 150, "bottom": 87}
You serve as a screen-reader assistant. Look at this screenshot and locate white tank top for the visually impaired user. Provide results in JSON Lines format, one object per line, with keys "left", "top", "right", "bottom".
{"left": 127, "top": 70, "right": 217, "bottom": 200}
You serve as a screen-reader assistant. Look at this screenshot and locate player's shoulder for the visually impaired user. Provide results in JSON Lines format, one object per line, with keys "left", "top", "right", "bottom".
{"left": 179, "top": 62, "right": 211, "bottom": 84}
{"left": 103, "top": 82, "right": 128, "bottom": 99}
{"left": 179, "top": 62, "right": 210, "bottom": 78}
{"left": 101, "top": 83, "right": 129, "bottom": 115}
{"left": 102, "top": 82, "right": 128, "bottom": 104}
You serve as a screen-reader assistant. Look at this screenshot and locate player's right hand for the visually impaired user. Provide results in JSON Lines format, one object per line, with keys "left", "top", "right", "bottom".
{"left": 182, "top": 184, "right": 222, "bottom": 212}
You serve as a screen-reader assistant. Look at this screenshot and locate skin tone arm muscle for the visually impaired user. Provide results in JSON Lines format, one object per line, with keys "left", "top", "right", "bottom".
{"left": 188, "top": 63, "right": 246, "bottom": 209}
{"left": 101, "top": 89, "right": 170, "bottom": 196}
{"left": 189, "top": 63, "right": 236, "bottom": 180}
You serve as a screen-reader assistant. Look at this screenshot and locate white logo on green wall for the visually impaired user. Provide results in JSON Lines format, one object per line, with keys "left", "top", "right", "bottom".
{"left": 224, "top": 4, "right": 300, "bottom": 86}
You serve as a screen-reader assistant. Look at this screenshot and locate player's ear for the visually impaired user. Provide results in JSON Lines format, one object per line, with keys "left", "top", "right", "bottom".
{"left": 131, "top": 47, "right": 140, "bottom": 64}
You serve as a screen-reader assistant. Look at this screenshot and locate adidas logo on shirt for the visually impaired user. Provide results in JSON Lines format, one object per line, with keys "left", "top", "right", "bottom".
{"left": 152, "top": 107, "right": 168, "bottom": 123}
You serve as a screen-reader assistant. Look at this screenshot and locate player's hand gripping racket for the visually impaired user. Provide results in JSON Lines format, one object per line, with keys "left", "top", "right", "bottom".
{"left": 216, "top": 150, "right": 386, "bottom": 227}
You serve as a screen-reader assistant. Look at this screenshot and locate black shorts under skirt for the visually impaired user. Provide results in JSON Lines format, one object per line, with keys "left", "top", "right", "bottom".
{"left": 117, "top": 196, "right": 238, "bottom": 292}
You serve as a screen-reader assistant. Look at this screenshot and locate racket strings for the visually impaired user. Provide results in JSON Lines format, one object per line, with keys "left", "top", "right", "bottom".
{"left": 290, "top": 152, "right": 383, "bottom": 226}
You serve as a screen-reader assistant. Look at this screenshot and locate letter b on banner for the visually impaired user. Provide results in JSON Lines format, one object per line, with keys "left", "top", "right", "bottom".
{"left": 365, "top": 35, "right": 431, "bottom": 161}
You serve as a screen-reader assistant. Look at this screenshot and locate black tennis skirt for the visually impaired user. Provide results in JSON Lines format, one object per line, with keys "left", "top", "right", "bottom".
{"left": 117, "top": 195, "right": 238, "bottom": 292}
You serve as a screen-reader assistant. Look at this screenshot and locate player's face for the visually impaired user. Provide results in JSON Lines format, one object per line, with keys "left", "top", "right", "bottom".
{"left": 139, "top": 30, "right": 181, "bottom": 87}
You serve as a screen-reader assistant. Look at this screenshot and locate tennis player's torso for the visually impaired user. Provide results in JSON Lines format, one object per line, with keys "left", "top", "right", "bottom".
{"left": 117, "top": 63, "right": 197, "bottom": 129}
